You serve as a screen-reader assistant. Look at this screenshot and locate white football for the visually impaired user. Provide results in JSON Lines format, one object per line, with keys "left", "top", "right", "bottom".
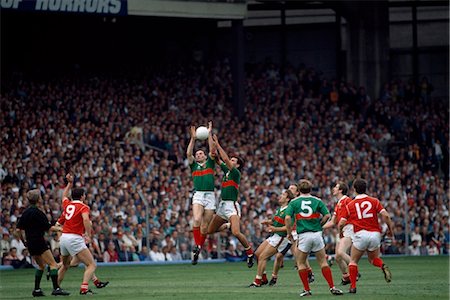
{"left": 196, "top": 126, "right": 209, "bottom": 140}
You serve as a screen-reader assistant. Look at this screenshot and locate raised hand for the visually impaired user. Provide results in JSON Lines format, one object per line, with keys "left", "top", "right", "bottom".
{"left": 66, "top": 173, "right": 74, "bottom": 183}
{"left": 190, "top": 126, "right": 196, "bottom": 139}
{"left": 208, "top": 121, "right": 213, "bottom": 133}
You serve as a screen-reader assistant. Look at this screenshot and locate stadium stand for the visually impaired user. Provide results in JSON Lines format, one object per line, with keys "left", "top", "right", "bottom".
{"left": 1, "top": 60, "right": 448, "bottom": 266}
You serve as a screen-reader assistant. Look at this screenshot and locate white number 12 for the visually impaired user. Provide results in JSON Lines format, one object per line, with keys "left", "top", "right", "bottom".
{"left": 355, "top": 201, "right": 373, "bottom": 219}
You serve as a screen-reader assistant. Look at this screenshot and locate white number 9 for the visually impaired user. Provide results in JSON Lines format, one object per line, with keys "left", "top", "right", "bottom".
{"left": 65, "top": 205, "right": 75, "bottom": 220}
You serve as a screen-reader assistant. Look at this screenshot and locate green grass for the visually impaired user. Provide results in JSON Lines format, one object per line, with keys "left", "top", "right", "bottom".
{"left": 0, "top": 256, "right": 448, "bottom": 299}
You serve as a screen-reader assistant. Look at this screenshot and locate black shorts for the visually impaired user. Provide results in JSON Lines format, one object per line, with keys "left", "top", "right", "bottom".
{"left": 27, "top": 238, "right": 50, "bottom": 256}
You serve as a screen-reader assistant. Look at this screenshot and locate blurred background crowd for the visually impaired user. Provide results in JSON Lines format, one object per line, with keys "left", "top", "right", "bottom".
{"left": 1, "top": 60, "right": 448, "bottom": 268}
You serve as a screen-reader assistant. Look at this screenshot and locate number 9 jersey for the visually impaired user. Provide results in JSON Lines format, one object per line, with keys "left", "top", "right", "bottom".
{"left": 60, "top": 197, "right": 90, "bottom": 236}
{"left": 341, "top": 194, "right": 385, "bottom": 233}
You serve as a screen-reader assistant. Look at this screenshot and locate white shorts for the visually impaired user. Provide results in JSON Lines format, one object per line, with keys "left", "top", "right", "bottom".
{"left": 192, "top": 191, "right": 216, "bottom": 210}
{"left": 297, "top": 231, "right": 325, "bottom": 253}
{"left": 216, "top": 200, "right": 240, "bottom": 221}
{"left": 352, "top": 230, "right": 381, "bottom": 252}
{"left": 60, "top": 233, "right": 88, "bottom": 257}
{"left": 342, "top": 224, "right": 355, "bottom": 239}
{"left": 267, "top": 234, "right": 291, "bottom": 253}
{"left": 292, "top": 230, "right": 299, "bottom": 241}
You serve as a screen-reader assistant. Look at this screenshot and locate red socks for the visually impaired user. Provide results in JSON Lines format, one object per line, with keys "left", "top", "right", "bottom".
{"left": 262, "top": 273, "right": 268, "bottom": 283}
{"left": 199, "top": 234, "right": 207, "bottom": 247}
{"left": 371, "top": 257, "right": 383, "bottom": 268}
{"left": 193, "top": 227, "right": 201, "bottom": 246}
{"left": 321, "top": 266, "right": 334, "bottom": 288}
{"left": 298, "top": 269, "right": 310, "bottom": 291}
{"left": 80, "top": 282, "right": 89, "bottom": 293}
{"left": 349, "top": 264, "right": 358, "bottom": 289}
{"left": 245, "top": 247, "right": 254, "bottom": 256}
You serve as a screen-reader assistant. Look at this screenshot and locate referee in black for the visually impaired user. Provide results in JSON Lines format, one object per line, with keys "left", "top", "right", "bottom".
{"left": 16, "top": 189, "right": 70, "bottom": 297}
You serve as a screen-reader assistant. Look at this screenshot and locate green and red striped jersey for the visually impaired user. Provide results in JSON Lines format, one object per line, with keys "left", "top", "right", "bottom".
{"left": 190, "top": 156, "right": 215, "bottom": 191}
{"left": 272, "top": 206, "right": 289, "bottom": 237}
{"left": 286, "top": 195, "right": 329, "bottom": 234}
{"left": 220, "top": 162, "right": 240, "bottom": 201}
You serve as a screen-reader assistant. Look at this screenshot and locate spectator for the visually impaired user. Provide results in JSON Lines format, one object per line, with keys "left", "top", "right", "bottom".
{"left": 103, "top": 241, "right": 119, "bottom": 263}
{"left": 149, "top": 244, "right": 165, "bottom": 262}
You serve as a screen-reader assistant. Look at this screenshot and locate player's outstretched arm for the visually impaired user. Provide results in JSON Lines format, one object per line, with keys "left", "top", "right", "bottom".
{"left": 187, "top": 126, "right": 196, "bottom": 165}
{"left": 207, "top": 121, "right": 217, "bottom": 159}
{"left": 212, "top": 134, "right": 232, "bottom": 170}
{"left": 62, "top": 173, "right": 74, "bottom": 201}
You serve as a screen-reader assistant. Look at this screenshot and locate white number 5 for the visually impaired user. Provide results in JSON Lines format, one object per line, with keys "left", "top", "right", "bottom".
{"left": 355, "top": 201, "right": 373, "bottom": 219}
{"left": 65, "top": 205, "right": 76, "bottom": 220}
{"left": 300, "top": 201, "right": 313, "bottom": 217}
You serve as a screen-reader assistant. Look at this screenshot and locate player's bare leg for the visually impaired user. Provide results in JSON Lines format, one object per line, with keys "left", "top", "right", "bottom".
{"left": 271, "top": 252, "right": 284, "bottom": 285}
{"left": 249, "top": 245, "right": 276, "bottom": 287}
{"left": 336, "top": 237, "right": 352, "bottom": 284}
{"left": 76, "top": 248, "right": 96, "bottom": 295}
{"left": 229, "top": 215, "right": 254, "bottom": 267}
{"left": 200, "top": 209, "right": 214, "bottom": 248}
{"left": 58, "top": 255, "right": 72, "bottom": 286}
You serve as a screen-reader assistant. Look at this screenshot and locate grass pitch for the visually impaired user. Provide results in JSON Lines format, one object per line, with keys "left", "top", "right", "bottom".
{"left": 0, "top": 256, "right": 448, "bottom": 299}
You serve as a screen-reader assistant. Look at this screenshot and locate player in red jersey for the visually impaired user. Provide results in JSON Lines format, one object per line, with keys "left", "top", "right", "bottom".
{"left": 57, "top": 174, "right": 97, "bottom": 295}
{"left": 323, "top": 181, "right": 357, "bottom": 284}
{"left": 56, "top": 212, "right": 109, "bottom": 289}
{"left": 338, "top": 178, "right": 394, "bottom": 294}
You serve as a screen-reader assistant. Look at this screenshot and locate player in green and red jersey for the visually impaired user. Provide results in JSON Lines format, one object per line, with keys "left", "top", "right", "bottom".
{"left": 248, "top": 189, "right": 295, "bottom": 287}
{"left": 269, "top": 183, "right": 315, "bottom": 286}
{"left": 207, "top": 134, "right": 254, "bottom": 268}
{"left": 285, "top": 179, "right": 343, "bottom": 297}
{"left": 187, "top": 122, "right": 216, "bottom": 265}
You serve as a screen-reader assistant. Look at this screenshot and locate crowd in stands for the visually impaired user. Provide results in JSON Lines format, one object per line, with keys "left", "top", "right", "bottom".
{"left": 1, "top": 60, "right": 448, "bottom": 267}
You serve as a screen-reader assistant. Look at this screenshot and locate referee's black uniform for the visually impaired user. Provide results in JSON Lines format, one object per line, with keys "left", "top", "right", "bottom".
{"left": 17, "top": 205, "right": 51, "bottom": 256}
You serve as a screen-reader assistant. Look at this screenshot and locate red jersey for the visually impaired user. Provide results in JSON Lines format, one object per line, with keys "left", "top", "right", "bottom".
{"left": 61, "top": 198, "right": 90, "bottom": 236}
{"left": 333, "top": 195, "right": 352, "bottom": 223}
{"left": 341, "top": 194, "right": 385, "bottom": 233}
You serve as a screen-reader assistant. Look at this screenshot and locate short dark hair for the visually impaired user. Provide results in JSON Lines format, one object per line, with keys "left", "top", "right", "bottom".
{"left": 299, "top": 179, "right": 312, "bottom": 194}
{"left": 336, "top": 181, "right": 348, "bottom": 195}
{"left": 195, "top": 149, "right": 207, "bottom": 156}
{"left": 72, "top": 188, "right": 86, "bottom": 200}
{"left": 353, "top": 178, "right": 367, "bottom": 194}
{"left": 234, "top": 156, "right": 244, "bottom": 172}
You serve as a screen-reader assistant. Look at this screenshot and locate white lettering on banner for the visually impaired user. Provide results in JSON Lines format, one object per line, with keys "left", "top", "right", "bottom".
{"left": 1, "top": 0, "right": 22, "bottom": 9}
{"left": 72, "top": 0, "right": 85, "bottom": 12}
{"left": 60, "top": 0, "right": 73, "bottom": 11}
{"left": 35, "top": 0, "right": 48, "bottom": 10}
{"left": 20, "top": 0, "right": 122, "bottom": 13}
{"left": 109, "top": 0, "right": 120, "bottom": 14}
{"left": 98, "top": 0, "right": 108, "bottom": 13}
{"left": 49, "top": 0, "right": 61, "bottom": 11}
{"left": 85, "top": 0, "right": 97, "bottom": 13}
